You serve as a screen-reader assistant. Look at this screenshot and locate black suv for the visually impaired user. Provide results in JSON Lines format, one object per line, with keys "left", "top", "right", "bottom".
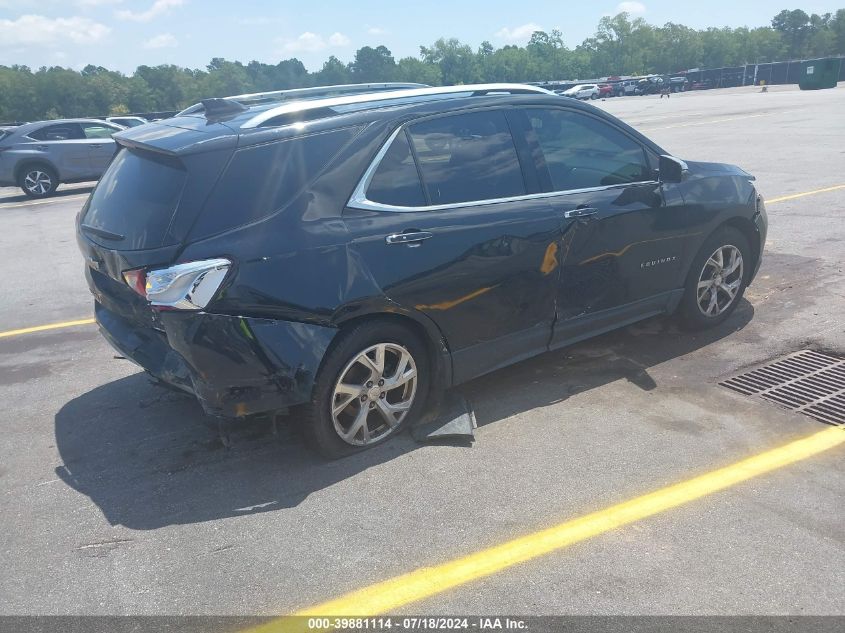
{"left": 77, "top": 83, "right": 767, "bottom": 458}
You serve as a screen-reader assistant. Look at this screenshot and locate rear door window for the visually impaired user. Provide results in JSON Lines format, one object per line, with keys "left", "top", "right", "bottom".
{"left": 82, "top": 148, "right": 186, "bottom": 250}
{"left": 28, "top": 123, "right": 84, "bottom": 141}
{"left": 406, "top": 110, "right": 526, "bottom": 205}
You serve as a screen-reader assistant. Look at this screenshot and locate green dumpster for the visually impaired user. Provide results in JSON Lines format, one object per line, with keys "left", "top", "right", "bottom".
{"left": 799, "top": 57, "right": 841, "bottom": 90}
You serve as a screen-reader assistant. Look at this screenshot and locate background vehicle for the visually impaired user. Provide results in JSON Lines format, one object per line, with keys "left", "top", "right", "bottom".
{"left": 106, "top": 116, "right": 148, "bottom": 128}
{"left": 77, "top": 83, "right": 765, "bottom": 458}
{"left": 669, "top": 76, "right": 689, "bottom": 92}
{"left": 0, "top": 119, "right": 123, "bottom": 197}
{"left": 691, "top": 79, "right": 714, "bottom": 90}
{"left": 615, "top": 80, "right": 638, "bottom": 96}
{"left": 635, "top": 76, "right": 667, "bottom": 95}
{"left": 598, "top": 84, "right": 615, "bottom": 98}
{"left": 562, "top": 84, "right": 600, "bottom": 99}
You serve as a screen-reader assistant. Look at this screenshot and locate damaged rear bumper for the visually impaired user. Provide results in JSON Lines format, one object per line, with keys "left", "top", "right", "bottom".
{"left": 95, "top": 302, "right": 338, "bottom": 418}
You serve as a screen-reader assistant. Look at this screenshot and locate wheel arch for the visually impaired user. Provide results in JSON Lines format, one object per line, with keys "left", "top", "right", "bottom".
{"left": 713, "top": 216, "right": 761, "bottom": 280}
{"left": 330, "top": 306, "right": 453, "bottom": 394}
{"left": 15, "top": 159, "right": 61, "bottom": 184}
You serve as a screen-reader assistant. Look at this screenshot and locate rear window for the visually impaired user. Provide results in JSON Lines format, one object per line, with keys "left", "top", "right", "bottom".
{"left": 191, "top": 127, "right": 358, "bottom": 239}
{"left": 82, "top": 148, "right": 186, "bottom": 250}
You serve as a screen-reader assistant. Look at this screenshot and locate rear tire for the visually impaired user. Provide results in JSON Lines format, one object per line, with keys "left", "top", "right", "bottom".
{"left": 678, "top": 226, "right": 751, "bottom": 330}
{"left": 19, "top": 164, "right": 58, "bottom": 198}
{"left": 301, "top": 320, "right": 430, "bottom": 459}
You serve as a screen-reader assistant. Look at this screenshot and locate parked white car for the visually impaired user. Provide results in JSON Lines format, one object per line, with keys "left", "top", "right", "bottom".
{"left": 106, "top": 116, "right": 149, "bottom": 128}
{"left": 562, "top": 84, "right": 599, "bottom": 100}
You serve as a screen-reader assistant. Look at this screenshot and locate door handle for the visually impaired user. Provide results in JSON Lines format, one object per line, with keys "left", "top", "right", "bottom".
{"left": 385, "top": 231, "right": 434, "bottom": 246}
{"left": 563, "top": 207, "right": 599, "bottom": 220}
{"left": 91, "top": 144, "right": 102, "bottom": 149}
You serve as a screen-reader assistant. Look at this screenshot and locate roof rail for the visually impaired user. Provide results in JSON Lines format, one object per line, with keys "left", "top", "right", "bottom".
{"left": 178, "top": 82, "right": 429, "bottom": 116}
{"left": 241, "top": 83, "right": 556, "bottom": 129}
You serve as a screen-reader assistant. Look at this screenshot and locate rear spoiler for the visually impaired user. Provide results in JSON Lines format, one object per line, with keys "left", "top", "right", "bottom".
{"left": 112, "top": 119, "right": 238, "bottom": 157}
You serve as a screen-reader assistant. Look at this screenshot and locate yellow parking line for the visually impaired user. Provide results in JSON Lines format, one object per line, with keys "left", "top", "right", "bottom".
{"left": 0, "top": 318, "right": 95, "bottom": 339}
{"left": 0, "top": 185, "right": 845, "bottom": 338}
{"left": 1, "top": 183, "right": 842, "bottom": 341}
{"left": 248, "top": 426, "right": 844, "bottom": 630}
{"left": 767, "top": 184, "right": 845, "bottom": 204}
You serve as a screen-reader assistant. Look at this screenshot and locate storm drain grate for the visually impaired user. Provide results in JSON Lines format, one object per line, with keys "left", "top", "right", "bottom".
{"left": 721, "top": 350, "right": 845, "bottom": 426}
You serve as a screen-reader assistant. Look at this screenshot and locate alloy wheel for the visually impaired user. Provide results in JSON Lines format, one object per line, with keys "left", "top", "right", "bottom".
{"left": 24, "top": 170, "right": 53, "bottom": 196}
{"left": 331, "top": 342, "right": 418, "bottom": 446}
{"left": 696, "top": 244, "right": 744, "bottom": 317}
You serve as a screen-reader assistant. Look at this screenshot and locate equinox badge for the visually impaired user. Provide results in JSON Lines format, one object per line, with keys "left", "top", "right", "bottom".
{"left": 641, "top": 255, "right": 677, "bottom": 269}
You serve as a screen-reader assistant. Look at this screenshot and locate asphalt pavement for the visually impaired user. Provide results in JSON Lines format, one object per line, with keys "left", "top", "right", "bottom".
{"left": 0, "top": 84, "right": 843, "bottom": 618}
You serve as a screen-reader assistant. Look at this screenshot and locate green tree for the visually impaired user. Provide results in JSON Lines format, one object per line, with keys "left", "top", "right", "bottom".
{"left": 772, "top": 9, "right": 812, "bottom": 57}
{"left": 350, "top": 46, "right": 396, "bottom": 82}
{"left": 394, "top": 57, "right": 442, "bottom": 85}
{"left": 2, "top": 6, "right": 844, "bottom": 122}
{"left": 420, "top": 38, "right": 478, "bottom": 84}
{"left": 313, "top": 56, "right": 351, "bottom": 85}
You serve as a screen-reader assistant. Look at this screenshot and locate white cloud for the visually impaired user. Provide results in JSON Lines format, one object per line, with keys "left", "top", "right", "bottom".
{"left": 495, "top": 22, "right": 544, "bottom": 42}
{"left": 614, "top": 1, "right": 646, "bottom": 14}
{"left": 366, "top": 26, "right": 387, "bottom": 36}
{"left": 116, "top": 0, "right": 184, "bottom": 22}
{"left": 0, "top": 0, "right": 120, "bottom": 6}
{"left": 282, "top": 32, "right": 325, "bottom": 53}
{"left": 0, "top": 14, "right": 110, "bottom": 47}
{"left": 279, "top": 31, "right": 351, "bottom": 53}
{"left": 328, "top": 32, "right": 350, "bottom": 46}
{"left": 143, "top": 33, "right": 178, "bottom": 49}
{"left": 76, "top": 0, "right": 123, "bottom": 6}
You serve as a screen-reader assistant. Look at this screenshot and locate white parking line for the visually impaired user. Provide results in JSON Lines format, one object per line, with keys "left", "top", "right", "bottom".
{"left": 0, "top": 193, "right": 89, "bottom": 209}
{"left": 640, "top": 110, "right": 790, "bottom": 131}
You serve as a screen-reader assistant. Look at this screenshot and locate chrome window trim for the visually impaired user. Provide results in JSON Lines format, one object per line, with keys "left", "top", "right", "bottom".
{"left": 347, "top": 115, "right": 660, "bottom": 214}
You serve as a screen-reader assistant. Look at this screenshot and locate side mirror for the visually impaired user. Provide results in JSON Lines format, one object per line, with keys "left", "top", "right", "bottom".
{"left": 658, "top": 154, "right": 688, "bottom": 183}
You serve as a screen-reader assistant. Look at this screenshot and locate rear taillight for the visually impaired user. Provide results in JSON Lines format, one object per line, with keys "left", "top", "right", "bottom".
{"left": 122, "top": 269, "right": 147, "bottom": 297}
{"left": 122, "top": 258, "right": 231, "bottom": 310}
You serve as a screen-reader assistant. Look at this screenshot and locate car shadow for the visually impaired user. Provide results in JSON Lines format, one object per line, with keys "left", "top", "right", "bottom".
{"left": 461, "top": 300, "right": 755, "bottom": 429}
{"left": 55, "top": 300, "right": 753, "bottom": 531}
{"left": 0, "top": 185, "right": 94, "bottom": 205}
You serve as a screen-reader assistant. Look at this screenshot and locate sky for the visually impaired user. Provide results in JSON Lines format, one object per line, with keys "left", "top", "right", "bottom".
{"left": 0, "top": 1, "right": 842, "bottom": 73}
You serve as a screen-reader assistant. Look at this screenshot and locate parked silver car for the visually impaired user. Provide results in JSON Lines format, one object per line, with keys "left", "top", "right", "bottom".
{"left": 106, "top": 116, "right": 149, "bottom": 128}
{"left": 0, "top": 119, "right": 124, "bottom": 198}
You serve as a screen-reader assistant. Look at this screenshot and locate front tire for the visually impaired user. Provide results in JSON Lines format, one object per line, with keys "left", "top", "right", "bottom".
{"left": 678, "top": 226, "right": 751, "bottom": 330}
{"left": 302, "top": 320, "right": 430, "bottom": 459}
{"left": 19, "top": 164, "right": 58, "bottom": 198}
